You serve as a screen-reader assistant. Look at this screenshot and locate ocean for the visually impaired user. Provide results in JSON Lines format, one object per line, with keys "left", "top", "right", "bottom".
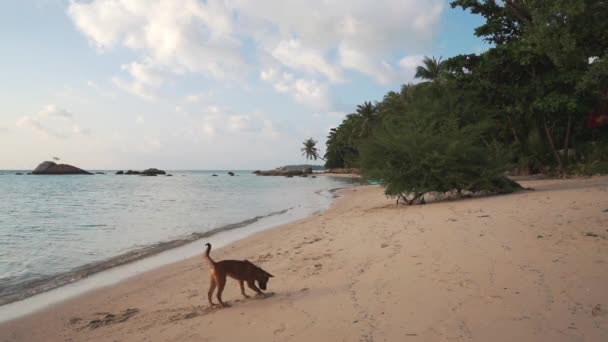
{"left": 0, "top": 170, "right": 353, "bottom": 308}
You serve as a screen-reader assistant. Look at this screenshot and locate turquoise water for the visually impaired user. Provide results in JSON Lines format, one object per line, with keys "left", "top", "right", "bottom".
{"left": 0, "top": 170, "right": 352, "bottom": 305}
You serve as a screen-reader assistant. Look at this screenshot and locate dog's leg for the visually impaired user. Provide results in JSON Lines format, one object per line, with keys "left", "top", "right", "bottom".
{"left": 239, "top": 280, "right": 250, "bottom": 299}
{"left": 216, "top": 274, "right": 228, "bottom": 307}
{"left": 246, "top": 280, "right": 263, "bottom": 296}
{"left": 207, "top": 275, "right": 217, "bottom": 306}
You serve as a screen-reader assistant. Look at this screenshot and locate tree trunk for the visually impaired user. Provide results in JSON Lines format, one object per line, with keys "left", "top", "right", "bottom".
{"left": 543, "top": 119, "right": 563, "bottom": 173}
{"left": 507, "top": 116, "right": 520, "bottom": 144}
{"left": 563, "top": 115, "right": 572, "bottom": 166}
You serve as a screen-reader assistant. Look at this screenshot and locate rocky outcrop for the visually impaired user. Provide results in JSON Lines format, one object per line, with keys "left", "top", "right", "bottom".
{"left": 116, "top": 170, "right": 124, "bottom": 175}
{"left": 125, "top": 170, "right": 140, "bottom": 175}
{"left": 324, "top": 168, "right": 359, "bottom": 174}
{"left": 32, "top": 161, "right": 92, "bottom": 175}
{"left": 254, "top": 168, "right": 312, "bottom": 177}
{"left": 141, "top": 168, "right": 166, "bottom": 176}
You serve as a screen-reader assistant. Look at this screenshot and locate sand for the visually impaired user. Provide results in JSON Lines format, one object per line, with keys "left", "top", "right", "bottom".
{"left": 1, "top": 176, "right": 607, "bottom": 342}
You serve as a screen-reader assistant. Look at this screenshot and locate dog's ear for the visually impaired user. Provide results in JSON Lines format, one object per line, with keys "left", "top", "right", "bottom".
{"left": 266, "top": 272, "right": 274, "bottom": 278}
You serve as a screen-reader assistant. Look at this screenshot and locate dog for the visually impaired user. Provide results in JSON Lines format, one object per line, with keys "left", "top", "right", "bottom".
{"left": 203, "top": 243, "right": 274, "bottom": 307}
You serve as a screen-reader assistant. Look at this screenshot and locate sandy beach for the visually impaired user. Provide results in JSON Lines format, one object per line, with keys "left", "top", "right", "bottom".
{"left": 1, "top": 176, "right": 607, "bottom": 342}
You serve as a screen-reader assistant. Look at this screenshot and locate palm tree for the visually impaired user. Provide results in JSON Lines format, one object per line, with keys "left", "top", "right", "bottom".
{"left": 301, "top": 137, "right": 324, "bottom": 161}
{"left": 414, "top": 56, "right": 445, "bottom": 82}
{"left": 355, "top": 101, "right": 378, "bottom": 138}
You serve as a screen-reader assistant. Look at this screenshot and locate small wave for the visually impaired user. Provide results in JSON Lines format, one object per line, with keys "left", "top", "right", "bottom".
{"left": 0, "top": 207, "right": 293, "bottom": 306}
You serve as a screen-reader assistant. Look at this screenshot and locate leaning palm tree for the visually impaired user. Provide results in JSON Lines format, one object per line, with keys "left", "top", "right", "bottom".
{"left": 414, "top": 56, "right": 445, "bottom": 82}
{"left": 355, "top": 101, "right": 378, "bottom": 138}
{"left": 301, "top": 137, "right": 324, "bottom": 161}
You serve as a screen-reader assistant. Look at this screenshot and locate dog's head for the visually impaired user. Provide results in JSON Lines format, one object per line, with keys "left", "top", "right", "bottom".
{"left": 253, "top": 265, "right": 274, "bottom": 290}
{"left": 256, "top": 269, "right": 274, "bottom": 290}
{"left": 244, "top": 260, "right": 274, "bottom": 291}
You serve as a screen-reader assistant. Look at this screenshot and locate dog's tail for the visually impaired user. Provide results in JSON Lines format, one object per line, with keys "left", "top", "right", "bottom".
{"left": 203, "top": 243, "right": 215, "bottom": 266}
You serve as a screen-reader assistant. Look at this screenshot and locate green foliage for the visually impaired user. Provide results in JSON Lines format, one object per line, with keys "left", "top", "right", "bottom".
{"left": 360, "top": 82, "right": 520, "bottom": 203}
{"left": 316, "top": 1, "right": 608, "bottom": 204}
{"left": 414, "top": 56, "right": 446, "bottom": 82}
{"left": 301, "top": 138, "right": 322, "bottom": 161}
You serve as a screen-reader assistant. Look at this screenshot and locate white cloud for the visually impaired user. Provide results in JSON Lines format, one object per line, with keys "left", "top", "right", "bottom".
{"left": 271, "top": 39, "right": 342, "bottom": 82}
{"left": 68, "top": 0, "right": 244, "bottom": 82}
{"left": 112, "top": 60, "right": 164, "bottom": 99}
{"left": 260, "top": 67, "right": 330, "bottom": 110}
{"left": 68, "top": 0, "right": 444, "bottom": 103}
{"left": 339, "top": 45, "right": 396, "bottom": 84}
{"left": 16, "top": 105, "right": 90, "bottom": 139}
{"left": 229, "top": 0, "right": 443, "bottom": 82}
{"left": 188, "top": 104, "right": 281, "bottom": 142}
{"left": 398, "top": 55, "right": 425, "bottom": 80}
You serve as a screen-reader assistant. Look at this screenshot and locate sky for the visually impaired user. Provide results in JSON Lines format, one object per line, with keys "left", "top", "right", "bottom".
{"left": 0, "top": 0, "right": 487, "bottom": 170}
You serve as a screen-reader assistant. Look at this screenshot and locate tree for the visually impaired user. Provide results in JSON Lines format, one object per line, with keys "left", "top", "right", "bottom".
{"left": 414, "top": 56, "right": 446, "bottom": 82}
{"left": 301, "top": 138, "right": 324, "bottom": 161}
{"left": 450, "top": 0, "right": 608, "bottom": 174}
{"left": 354, "top": 101, "right": 378, "bottom": 138}
{"left": 360, "top": 81, "right": 521, "bottom": 204}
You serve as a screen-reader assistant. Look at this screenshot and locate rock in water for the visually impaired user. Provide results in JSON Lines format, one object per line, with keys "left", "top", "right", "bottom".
{"left": 32, "top": 161, "right": 92, "bottom": 175}
{"left": 116, "top": 170, "right": 124, "bottom": 175}
{"left": 141, "top": 168, "right": 166, "bottom": 176}
{"left": 228, "top": 172, "right": 235, "bottom": 176}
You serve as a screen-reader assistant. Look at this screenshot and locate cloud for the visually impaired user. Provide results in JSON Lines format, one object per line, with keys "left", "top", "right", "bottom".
{"left": 271, "top": 39, "right": 342, "bottom": 82}
{"left": 229, "top": 0, "right": 443, "bottom": 81}
{"left": 68, "top": 0, "right": 244, "bottom": 82}
{"left": 398, "top": 55, "right": 425, "bottom": 80}
{"left": 112, "top": 60, "right": 164, "bottom": 99}
{"left": 260, "top": 67, "right": 330, "bottom": 110}
{"left": 68, "top": 0, "right": 444, "bottom": 103}
{"left": 15, "top": 105, "right": 91, "bottom": 139}
{"left": 187, "top": 104, "right": 281, "bottom": 142}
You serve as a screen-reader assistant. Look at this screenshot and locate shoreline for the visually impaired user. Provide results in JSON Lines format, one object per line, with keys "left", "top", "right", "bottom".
{"left": 0, "top": 184, "right": 349, "bottom": 322}
{"left": 2, "top": 177, "right": 607, "bottom": 341}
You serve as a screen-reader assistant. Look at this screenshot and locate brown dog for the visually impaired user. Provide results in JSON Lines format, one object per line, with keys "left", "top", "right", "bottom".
{"left": 203, "top": 243, "right": 274, "bottom": 307}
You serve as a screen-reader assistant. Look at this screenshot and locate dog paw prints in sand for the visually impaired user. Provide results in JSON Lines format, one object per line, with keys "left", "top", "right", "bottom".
{"left": 69, "top": 308, "right": 140, "bottom": 330}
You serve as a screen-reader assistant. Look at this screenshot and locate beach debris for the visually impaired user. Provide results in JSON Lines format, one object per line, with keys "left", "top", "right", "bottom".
{"left": 381, "top": 243, "right": 389, "bottom": 248}
{"left": 592, "top": 304, "right": 603, "bottom": 317}
{"left": 85, "top": 308, "right": 139, "bottom": 329}
{"left": 585, "top": 232, "right": 599, "bottom": 237}
{"left": 603, "top": 209, "right": 608, "bottom": 212}
{"left": 478, "top": 215, "right": 490, "bottom": 218}
{"left": 537, "top": 235, "right": 543, "bottom": 239}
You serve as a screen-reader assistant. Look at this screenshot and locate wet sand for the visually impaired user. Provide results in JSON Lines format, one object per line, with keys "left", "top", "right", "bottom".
{"left": 1, "top": 176, "right": 607, "bottom": 341}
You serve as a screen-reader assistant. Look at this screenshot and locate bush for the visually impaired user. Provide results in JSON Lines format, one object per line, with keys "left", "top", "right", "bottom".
{"left": 360, "top": 83, "right": 522, "bottom": 204}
